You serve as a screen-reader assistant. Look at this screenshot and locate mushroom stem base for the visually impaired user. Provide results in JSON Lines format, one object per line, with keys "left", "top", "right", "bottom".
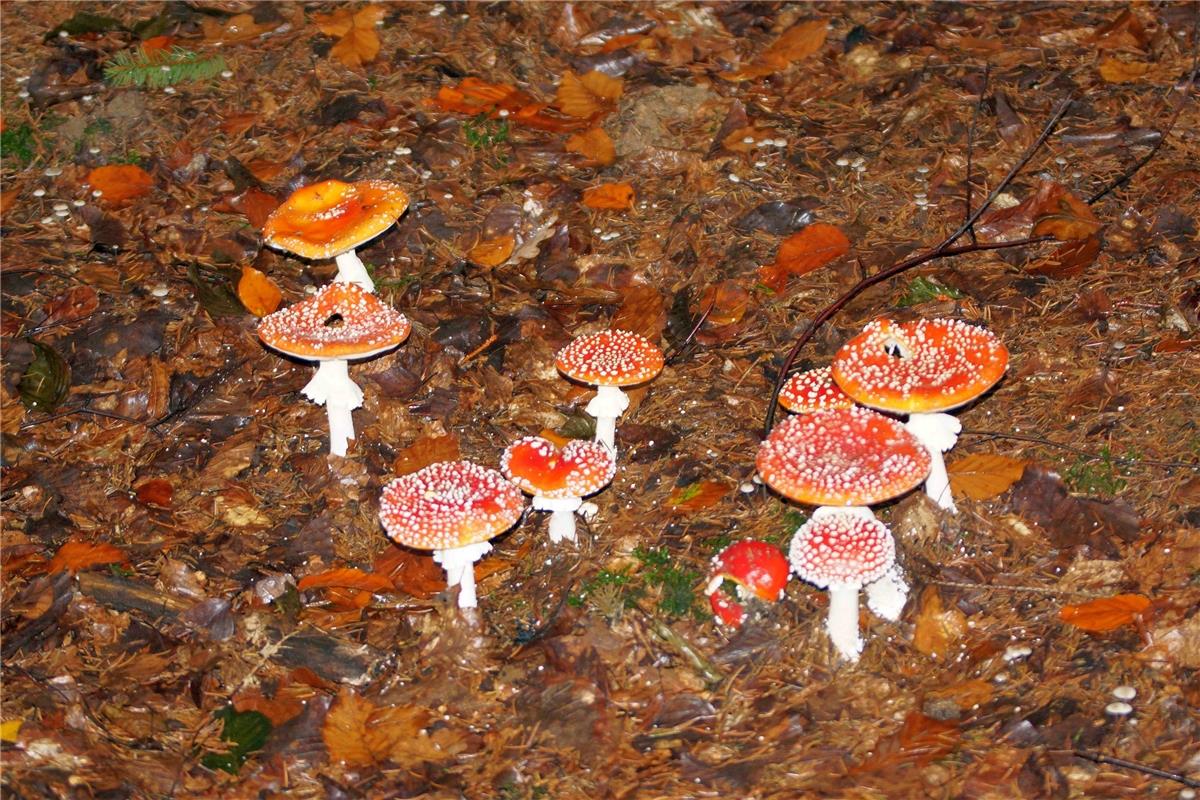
{"left": 904, "top": 412, "right": 961, "bottom": 514}
{"left": 434, "top": 542, "right": 492, "bottom": 609}
{"left": 334, "top": 251, "right": 376, "bottom": 293}
{"left": 586, "top": 385, "right": 630, "bottom": 452}
{"left": 532, "top": 495, "right": 584, "bottom": 543}
{"left": 827, "top": 584, "right": 863, "bottom": 662}
{"left": 303, "top": 359, "right": 364, "bottom": 457}
{"left": 865, "top": 564, "right": 909, "bottom": 621}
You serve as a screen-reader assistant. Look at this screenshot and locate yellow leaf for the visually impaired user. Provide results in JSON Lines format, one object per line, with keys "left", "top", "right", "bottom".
{"left": 0, "top": 719, "right": 23, "bottom": 743}
{"left": 564, "top": 127, "right": 616, "bottom": 166}
{"left": 1060, "top": 594, "right": 1151, "bottom": 633}
{"left": 582, "top": 181, "right": 635, "bottom": 210}
{"left": 947, "top": 453, "right": 1027, "bottom": 501}
{"left": 237, "top": 266, "right": 283, "bottom": 317}
{"left": 1098, "top": 57, "right": 1150, "bottom": 83}
{"left": 467, "top": 234, "right": 516, "bottom": 268}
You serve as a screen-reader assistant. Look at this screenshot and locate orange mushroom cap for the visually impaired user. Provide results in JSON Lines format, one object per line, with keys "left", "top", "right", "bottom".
{"left": 379, "top": 461, "right": 524, "bottom": 551}
{"left": 501, "top": 436, "right": 615, "bottom": 499}
{"left": 556, "top": 329, "right": 664, "bottom": 388}
{"left": 257, "top": 282, "right": 411, "bottom": 360}
{"left": 263, "top": 179, "right": 409, "bottom": 260}
{"left": 778, "top": 366, "right": 856, "bottom": 413}
{"left": 831, "top": 318, "right": 1008, "bottom": 413}
{"left": 756, "top": 407, "right": 930, "bottom": 506}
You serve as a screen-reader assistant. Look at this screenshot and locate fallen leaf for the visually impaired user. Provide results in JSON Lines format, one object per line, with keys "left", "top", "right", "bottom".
{"left": 201, "top": 13, "right": 277, "bottom": 43}
{"left": 667, "top": 480, "right": 731, "bottom": 512}
{"left": 431, "top": 77, "right": 530, "bottom": 116}
{"left": 947, "top": 454, "right": 1027, "bottom": 501}
{"left": 759, "top": 223, "right": 850, "bottom": 290}
{"left": 239, "top": 189, "right": 280, "bottom": 229}
{"left": 374, "top": 545, "right": 445, "bottom": 599}
{"left": 612, "top": 284, "right": 666, "bottom": 342}
{"left": 46, "top": 540, "right": 127, "bottom": 575}
{"left": 0, "top": 719, "right": 22, "bottom": 743}
{"left": 926, "top": 679, "right": 994, "bottom": 712}
{"left": 392, "top": 434, "right": 460, "bottom": 475}
{"left": 565, "top": 127, "right": 616, "bottom": 165}
{"left": 297, "top": 568, "right": 393, "bottom": 593}
{"left": 912, "top": 585, "right": 967, "bottom": 658}
{"left": 1027, "top": 235, "right": 1101, "bottom": 278}
{"left": 135, "top": 478, "right": 174, "bottom": 508}
{"left": 723, "top": 19, "right": 828, "bottom": 81}
{"left": 695, "top": 280, "right": 751, "bottom": 327}
{"left": 1098, "top": 57, "right": 1150, "bottom": 83}
{"left": 1006, "top": 464, "right": 1140, "bottom": 555}
{"left": 40, "top": 286, "right": 99, "bottom": 329}
{"left": 315, "top": 5, "right": 386, "bottom": 69}
{"left": 850, "top": 711, "right": 959, "bottom": 775}
{"left": 237, "top": 266, "right": 283, "bottom": 317}
{"left": 322, "top": 689, "right": 377, "bottom": 767}
{"left": 467, "top": 234, "right": 516, "bottom": 268}
{"left": 322, "top": 689, "right": 462, "bottom": 767}
{"left": 87, "top": 164, "right": 154, "bottom": 207}
{"left": 555, "top": 70, "right": 623, "bottom": 118}
{"left": 582, "top": 181, "right": 635, "bottom": 210}
{"left": 1090, "top": 8, "right": 1149, "bottom": 51}
{"left": 1060, "top": 594, "right": 1151, "bottom": 632}
{"left": 1031, "top": 188, "right": 1103, "bottom": 241}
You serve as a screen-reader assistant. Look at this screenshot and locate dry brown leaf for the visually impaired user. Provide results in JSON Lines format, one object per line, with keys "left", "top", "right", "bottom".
{"left": 1098, "top": 57, "right": 1151, "bottom": 83}
{"left": 582, "top": 181, "right": 635, "bottom": 210}
{"left": 667, "top": 480, "right": 731, "bottom": 512}
{"left": 298, "top": 568, "right": 394, "bottom": 593}
{"left": 565, "top": 127, "right": 616, "bottom": 165}
{"left": 759, "top": 223, "right": 850, "bottom": 290}
{"left": 135, "top": 478, "right": 173, "bottom": 508}
{"left": 556, "top": 70, "right": 623, "bottom": 118}
{"left": 323, "top": 689, "right": 378, "bottom": 767}
{"left": 393, "top": 434, "right": 460, "bottom": 475}
{"left": 1031, "top": 188, "right": 1103, "bottom": 241}
{"left": 374, "top": 545, "right": 445, "bottom": 599}
{"left": 45, "top": 540, "right": 127, "bottom": 575}
{"left": 41, "top": 286, "right": 99, "bottom": 329}
{"left": 947, "top": 454, "right": 1027, "bottom": 501}
{"left": 723, "top": 19, "right": 828, "bottom": 81}
{"left": 912, "top": 586, "right": 967, "bottom": 658}
{"left": 316, "top": 5, "right": 386, "bottom": 69}
{"left": 926, "top": 679, "right": 994, "bottom": 711}
{"left": 239, "top": 189, "right": 280, "bottom": 229}
{"left": 467, "top": 234, "right": 516, "bottom": 268}
{"left": 87, "top": 165, "right": 153, "bottom": 207}
{"left": 850, "top": 711, "right": 960, "bottom": 775}
{"left": 237, "top": 266, "right": 282, "bottom": 317}
{"left": 1060, "top": 593, "right": 1151, "bottom": 632}
{"left": 612, "top": 284, "right": 665, "bottom": 342}
{"left": 1028, "top": 235, "right": 1101, "bottom": 279}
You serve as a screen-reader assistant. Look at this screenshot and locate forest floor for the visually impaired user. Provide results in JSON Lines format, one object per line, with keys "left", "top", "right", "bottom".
{"left": 2, "top": 2, "right": 1199, "bottom": 799}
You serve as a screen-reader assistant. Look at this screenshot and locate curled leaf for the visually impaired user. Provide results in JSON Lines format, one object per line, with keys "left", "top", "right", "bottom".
{"left": 1060, "top": 594, "right": 1151, "bottom": 632}
{"left": 582, "top": 181, "right": 635, "bottom": 210}
{"left": 237, "top": 266, "right": 283, "bottom": 317}
{"left": 467, "top": 235, "right": 516, "bottom": 268}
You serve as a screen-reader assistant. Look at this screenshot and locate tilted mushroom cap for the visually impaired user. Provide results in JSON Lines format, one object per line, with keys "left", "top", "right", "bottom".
{"left": 831, "top": 318, "right": 1008, "bottom": 413}
{"left": 789, "top": 511, "right": 894, "bottom": 588}
{"left": 257, "top": 282, "right": 411, "bottom": 360}
{"left": 779, "top": 366, "right": 856, "bottom": 413}
{"left": 756, "top": 407, "right": 931, "bottom": 506}
{"left": 556, "top": 329, "right": 664, "bottom": 387}
{"left": 379, "top": 461, "right": 524, "bottom": 551}
{"left": 263, "top": 179, "right": 409, "bottom": 260}
{"left": 501, "top": 436, "right": 615, "bottom": 499}
{"left": 709, "top": 540, "right": 789, "bottom": 602}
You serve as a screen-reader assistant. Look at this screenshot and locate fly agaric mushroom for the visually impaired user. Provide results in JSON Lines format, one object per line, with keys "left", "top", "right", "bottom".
{"left": 500, "top": 436, "right": 615, "bottom": 544}
{"left": 831, "top": 318, "right": 1009, "bottom": 514}
{"left": 258, "top": 282, "right": 410, "bottom": 457}
{"left": 555, "top": 329, "right": 664, "bottom": 452}
{"left": 379, "top": 460, "right": 524, "bottom": 609}
{"left": 756, "top": 407, "right": 930, "bottom": 660}
{"left": 262, "top": 179, "right": 409, "bottom": 292}
{"left": 778, "top": 366, "right": 855, "bottom": 414}
{"left": 705, "top": 539, "right": 789, "bottom": 628}
{"left": 788, "top": 508, "right": 898, "bottom": 662}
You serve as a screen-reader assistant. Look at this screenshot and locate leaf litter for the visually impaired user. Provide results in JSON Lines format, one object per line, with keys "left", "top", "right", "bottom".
{"left": 1, "top": 2, "right": 1199, "bottom": 798}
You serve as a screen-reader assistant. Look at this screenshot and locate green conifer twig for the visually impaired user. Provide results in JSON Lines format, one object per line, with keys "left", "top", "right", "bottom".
{"left": 104, "top": 46, "right": 226, "bottom": 89}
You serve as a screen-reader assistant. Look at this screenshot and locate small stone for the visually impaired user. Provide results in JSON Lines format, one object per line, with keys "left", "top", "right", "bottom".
{"left": 1112, "top": 686, "right": 1136, "bottom": 701}
{"left": 1105, "top": 701, "right": 1133, "bottom": 716}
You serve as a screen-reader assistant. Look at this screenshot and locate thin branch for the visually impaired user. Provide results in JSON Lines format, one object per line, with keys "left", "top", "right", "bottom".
{"left": 961, "top": 429, "right": 1199, "bottom": 471}
{"left": 930, "top": 579, "right": 1105, "bottom": 599}
{"left": 665, "top": 294, "right": 716, "bottom": 366}
{"left": 764, "top": 96, "right": 1073, "bottom": 436}
{"left": 964, "top": 63, "right": 991, "bottom": 245}
{"left": 1072, "top": 750, "right": 1200, "bottom": 789}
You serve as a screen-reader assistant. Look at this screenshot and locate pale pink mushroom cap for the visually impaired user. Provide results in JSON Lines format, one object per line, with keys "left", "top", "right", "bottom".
{"left": 258, "top": 282, "right": 411, "bottom": 360}
{"left": 789, "top": 512, "right": 895, "bottom": 589}
{"left": 379, "top": 461, "right": 524, "bottom": 550}
{"left": 500, "top": 436, "right": 615, "bottom": 499}
{"left": 556, "top": 329, "right": 664, "bottom": 388}
{"left": 779, "top": 366, "right": 856, "bottom": 413}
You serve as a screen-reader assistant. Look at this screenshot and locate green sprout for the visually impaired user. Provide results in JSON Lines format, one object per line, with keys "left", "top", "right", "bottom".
{"left": 462, "top": 113, "right": 509, "bottom": 149}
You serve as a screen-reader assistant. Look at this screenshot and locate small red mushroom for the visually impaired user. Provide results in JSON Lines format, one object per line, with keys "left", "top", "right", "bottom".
{"left": 704, "top": 540, "right": 789, "bottom": 627}
{"left": 778, "top": 366, "right": 855, "bottom": 414}
{"left": 258, "top": 282, "right": 410, "bottom": 457}
{"left": 379, "top": 461, "right": 524, "bottom": 608}
{"left": 263, "top": 179, "right": 410, "bottom": 292}
{"left": 501, "top": 436, "right": 615, "bottom": 544}
{"left": 555, "top": 329, "right": 664, "bottom": 452}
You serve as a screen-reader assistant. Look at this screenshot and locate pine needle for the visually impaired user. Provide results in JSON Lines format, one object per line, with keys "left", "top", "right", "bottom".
{"left": 104, "top": 46, "right": 226, "bottom": 89}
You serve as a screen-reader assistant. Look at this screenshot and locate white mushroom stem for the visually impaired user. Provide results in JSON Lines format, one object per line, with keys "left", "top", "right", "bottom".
{"left": 866, "top": 563, "right": 909, "bottom": 621}
{"left": 334, "top": 250, "right": 375, "bottom": 293}
{"left": 904, "top": 412, "right": 962, "bottom": 514}
{"left": 302, "top": 359, "right": 364, "bottom": 457}
{"left": 826, "top": 582, "right": 865, "bottom": 662}
{"left": 433, "top": 541, "right": 492, "bottom": 609}
{"left": 532, "top": 495, "right": 584, "bottom": 544}
{"left": 585, "top": 384, "right": 630, "bottom": 452}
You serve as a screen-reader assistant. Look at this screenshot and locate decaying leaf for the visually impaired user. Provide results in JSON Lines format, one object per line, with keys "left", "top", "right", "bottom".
{"left": 237, "top": 266, "right": 282, "bottom": 317}
{"left": 45, "top": 540, "right": 127, "bottom": 575}
{"left": 582, "top": 181, "right": 635, "bottom": 210}
{"left": 87, "top": 164, "right": 154, "bottom": 207}
{"left": 1059, "top": 594, "right": 1151, "bottom": 632}
{"left": 723, "top": 19, "right": 828, "bottom": 81}
{"left": 947, "top": 453, "right": 1027, "bottom": 501}
{"left": 297, "top": 568, "right": 394, "bottom": 593}
{"left": 759, "top": 222, "right": 850, "bottom": 290}
{"left": 556, "top": 70, "right": 623, "bottom": 118}
{"left": 18, "top": 341, "right": 70, "bottom": 412}
{"left": 565, "top": 126, "right": 616, "bottom": 165}
{"left": 667, "top": 480, "right": 731, "bottom": 512}
{"left": 912, "top": 585, "right": 967, "bottom": 658}
{"left": 467, "top": 234, "right": 516, "bottom": 268}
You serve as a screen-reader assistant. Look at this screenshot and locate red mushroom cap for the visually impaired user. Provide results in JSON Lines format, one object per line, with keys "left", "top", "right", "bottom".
{"left": 831, "top": 318, "right": 1009, "bottom": 413}
{"left": 555, "top": 329, "right": 664, "bottom": 388}
{"left": 779, "top": 366, "right": 856, "bottom": 413}
{"left": 257, "top": 282, "right": 411, "bottom": 360}
{"left": 756, "top": 407, "right": 930, "bottom": 506}
{"left": 709, "top": 540, "right": 790, "bottom": 602}
{"left": 789, "top": 511, "right": 894, "bottom": 588}
{"left": 500, "top": 436, "right": 615, "bottom": 499}
{"left": 263, "top": 179, "right": 410, "bottom": 260}
{"left": 379, "top": 461, "right": 524, "bottom": 550}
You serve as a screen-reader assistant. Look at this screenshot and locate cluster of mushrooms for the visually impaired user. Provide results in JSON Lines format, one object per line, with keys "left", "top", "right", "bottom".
{"left": 707, "top": 318, "right": 1009, "bottom": 661}
{"left": 255, "top": 177, "right": 1009, "bottom": 662}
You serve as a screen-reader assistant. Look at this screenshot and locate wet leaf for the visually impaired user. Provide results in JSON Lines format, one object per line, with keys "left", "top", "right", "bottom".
{"left": 1031, "top": 190, "right": 1102, "bottom": 241}
{"left": 947, "top": 454, "right": 1027, "bottom": 501}
{"left": 667, "top": 480, "right": 731, "bottom": 512}
{"left": 45, "top": 540, "right": 127, "bottom": 575}
{"left": 239, "top": 188, "right": 280, "bottom": 229}
{"left": 695, "top": 280, "right": 751, "bottom": 327}
{"left": 187, "top": 263, "right": 244, "bottom": 319}
{"left": 135, "top": 478, "right": 174, "bottom": 508}
{"left": 582, "top": 181, "right": 635, "bottom": 210}
{"left": 565, "top": 127, "right": 616, "bottom": 165}
{"left": 1098, "top": 57, "right": 1150, "bottom": 83}
{"left": 1006, "top": 464, "right": 1140, "bottom": 554}
{"left": 392, "top": 434, "right": 460, "bottom": 475}
{"left": 732, "top": 201, "right": 816, "bottom": 235}
{"left": 467, "top": 235, "right": 516, "bottom": 268}
{"left": 556, "top": 70, "right": 623, "bottom": 118}
{"left": 201, "top": 706, "right": 271, "bottom": 774}
{"left": 40, "top": 286, "right": 99, "bottom": 329}
{"left": 612, "top": 284, "right": 665, "bottom": 342}
{"left": 86, "top": 164, "right": 154, "bottom": 207}
{"left": 236, "top": 266, "right": 283, "bottom": 317}
{"left": 19, "top": 341, "right": 70, "bottom": 411}
{"left": 1059, "top": 594, "right": 1151, "bottom": 632}
{"left": 723, "top": 20, "right": 828, "bottom": 80}
{"left": 297, "top": 568, "right": 393, "bottom": 593}
{"left": 912, "top": 585, "right": 966, "bottom": 658}
{"left": 759, "top": 223, "right": 850, "bottom": 290}
{"left": 1028, "top": 235, "right": 1101, "bottom": 278}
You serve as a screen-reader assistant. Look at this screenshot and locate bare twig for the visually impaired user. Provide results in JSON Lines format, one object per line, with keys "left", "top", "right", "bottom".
{"left": 665, "top": 294, "right": 716, "bottom": 366}
{"left": 1071, "top": 750, "right": 1200, "bottom": 789}
{"left": 764, "top": 96, "right": 1073, "bottom": 436}
{"left": 964, "top": 63, "right": 991, "bottom": 245}
{"left": 961, "top": 428, "right": 1199, "bottom": 471}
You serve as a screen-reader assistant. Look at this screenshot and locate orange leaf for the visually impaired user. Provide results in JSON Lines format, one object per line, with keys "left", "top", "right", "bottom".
{"left": 313, "top": 8, "right": 356, "bottom": 37}
{"left": 467, "top": 234, "right": 516, "bottom": 268}
{"left": 723, "top": 19, "right": 827, "bottom": 81}
{"left": 201, "top": 13, "right": 275, "bottom": 43}
{"left": 140, "top": 35, "right": 176, "bottom": 55}
{"left": 46, "top": 540, "right": 127, "bottom": 575}
{"left": 374, "top": 545, "right": 445, "bottom": 599}
{"left": 582, "top": 181, "right": 635, "bottom": 210}
{"left": 392, "top": 434, "right": 460, "bottom": 475}
{"left": 667, "top": 480, "right": 731, "bottom": 512}
{"left": 323, "top": 689, "right": 378, "bottom": 767}
{"left": 556, "top": 70, "right": 622, "bottom": 118}
{"left": 1031, "top": 190, "right": 1102, "bottom": 241}
{"left": 330, "top": 26, "right": 380, "bottom": 69}
{"left": 759, "top": 223, "right": 849, "bottom": 289}
{"left": 237, "top": 266, "right": 283, "bottom": 317}
{"left": 322, "top": 689, "right": 459, "bottom": 766}
{"left": 564, "top": 127, "right": 616, "bottom": 166}
{"left": 239, "top": 188, "right": 281, "bottom": 230}
{"left": 135, "top": 478, "right": 174, "bottom": 508}
{"left": 298, "top": 567, "right": 394, "bottom": 593}
{"left": 912, "top": 585, "right": 967, "bottom": 658}
{"left": 1060, "top": 594, "right": 1151, "bottom": 632}
{"left": 1028, "top": 235, "right": 1101, "bottom": 279}
{"left": 86, "top": 165, "right": 154, "bottom": 207}
{"left": 947, "top": 453, "right": 1027, "bottom": 501}
{"left": 432, "top": 78, "right": 526, "bottom": 116}
{"left": 1098, "top": 57, "right": 1150, "bottom": 83}
{"left": 220, "top": 112, "right": 260, "bottom": 137}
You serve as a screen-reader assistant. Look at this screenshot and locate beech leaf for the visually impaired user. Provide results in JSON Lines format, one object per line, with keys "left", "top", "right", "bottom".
{"left": 87, "top": 164, "right": 154, "bottom": 207}
{"left": 46, "top": 540, "right": 127, "bottom": 575}
{"left": 582, "top": 181, "right": 635, "bottom": 210}
{"left": 297, "top": 568, "right": 394, "bottom": 593}
{"left": 1059, "top": 593, "right": 1151, "bottom": 632}
{"left": 946, "top": 453, "right": 1027, "bottom": 501}
{"left": 237, "top": 266, "right": 283, "bottom": 317}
